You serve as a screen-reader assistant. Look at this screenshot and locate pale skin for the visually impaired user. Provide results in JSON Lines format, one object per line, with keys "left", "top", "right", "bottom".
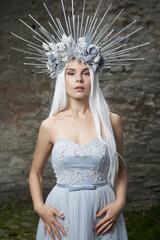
{"left": 29, "top": 58, "right": 127, "bottom": 239}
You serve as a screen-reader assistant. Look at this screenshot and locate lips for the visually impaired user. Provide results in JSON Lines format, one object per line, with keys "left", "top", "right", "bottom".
{"left": 74, "top": 86, "right": 84, "bottom": 89}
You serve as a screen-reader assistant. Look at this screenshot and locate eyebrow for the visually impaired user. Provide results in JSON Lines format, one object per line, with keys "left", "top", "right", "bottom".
{"left": 66, "top": 68, "right": 89, "bottom": 71}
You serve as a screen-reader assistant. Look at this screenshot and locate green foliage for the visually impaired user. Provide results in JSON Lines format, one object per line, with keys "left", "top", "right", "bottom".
{"left": 0, "top": 198, "right": 38, "bottom": 240}
{"left": 125, "top": 204, "right": 160, "bottom": 240}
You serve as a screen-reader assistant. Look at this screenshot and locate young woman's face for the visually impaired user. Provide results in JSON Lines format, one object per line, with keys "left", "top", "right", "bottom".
{"left": 65, "top": 58, "right": 91, "bottom": 99}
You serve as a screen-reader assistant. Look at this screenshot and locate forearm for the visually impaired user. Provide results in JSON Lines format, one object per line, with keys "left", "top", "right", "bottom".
{"left": 114, "top": 167, "right": 128, "bottom": 208}
{"left": 29, "top": 172, "right": 44, "bottom": 213}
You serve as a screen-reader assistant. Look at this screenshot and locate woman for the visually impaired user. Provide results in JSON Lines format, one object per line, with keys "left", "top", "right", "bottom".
{"left": 29, "top": 56, "right": 128, "bottom": 240}
{"left": 11, "top": 1, "right": 149, "bottom": 239}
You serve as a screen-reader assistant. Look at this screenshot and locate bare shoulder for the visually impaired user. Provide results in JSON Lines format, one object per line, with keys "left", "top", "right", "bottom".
{"left": 39, "top": 112, "right": 65, "bottom": 143}
{"left": 109, "top": 112, "right": 122, "bottom": 129}
{"left": 109, "top": 112, "right": 124, "bottom": 156}
{"left": 40, "top": 114, "right": 60, "bottom": 131}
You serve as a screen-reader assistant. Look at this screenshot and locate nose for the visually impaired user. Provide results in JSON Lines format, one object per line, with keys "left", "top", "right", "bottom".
{"left": 76, "top": 73, "right": 83, "bottom": 82}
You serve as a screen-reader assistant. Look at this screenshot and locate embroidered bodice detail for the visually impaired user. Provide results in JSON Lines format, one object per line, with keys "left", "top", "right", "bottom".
{"left": 54, "top": 166, "right": 109, "bottom": 185}
{"left": 74, "top": 146, "right": 93, "bottom": 158}
{"left": 57, "top": 142, "right": 68, "bottom": 162}
{"left": 51, "top": 138, "right": 110, "bottom": 186}
{"left": 96, "top": 140, "right": 107, "bottom": 158}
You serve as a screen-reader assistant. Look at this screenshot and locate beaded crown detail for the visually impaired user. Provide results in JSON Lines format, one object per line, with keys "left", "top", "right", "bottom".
{"left": 11, "top": 0, "right": 150, "bottom": 78}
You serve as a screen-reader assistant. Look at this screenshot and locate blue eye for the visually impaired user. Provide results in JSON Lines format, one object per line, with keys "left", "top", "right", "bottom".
{"left": 67, "top": 72, "right": 75, "bottom": 76}
{"left": 83, "top": 72, "right": 90, "bottom": 75}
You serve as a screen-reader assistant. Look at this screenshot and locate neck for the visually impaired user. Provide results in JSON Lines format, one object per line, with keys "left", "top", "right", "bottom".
{"left": 66, "top": 96, "right": 91, "bottom": 117}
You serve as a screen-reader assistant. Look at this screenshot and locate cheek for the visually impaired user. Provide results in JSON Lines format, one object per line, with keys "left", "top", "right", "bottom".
{"left": 65, "top": 76, "right": 75, "bottom": 89}
{"left": 86, "top": 77, "right": 91, "bottom": 88}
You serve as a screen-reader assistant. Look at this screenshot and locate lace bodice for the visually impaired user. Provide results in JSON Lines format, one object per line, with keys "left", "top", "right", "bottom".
{"left": 51, "top": 138, "right": 110, "bottom": 186}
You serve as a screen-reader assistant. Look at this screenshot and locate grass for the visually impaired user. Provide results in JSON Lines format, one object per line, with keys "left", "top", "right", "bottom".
{"left": 0, "top": 197, "right": 159, "bottom": 240}
{"left": 125, "top": 204, "right": 160, "bottom": 240}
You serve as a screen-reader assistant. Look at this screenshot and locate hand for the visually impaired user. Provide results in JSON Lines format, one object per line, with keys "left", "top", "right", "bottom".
{"left": 94, "top": 200, "right": 124, "bottom": 236}
{"left": 36, "top": 203, "right": 66, "bottom": 240}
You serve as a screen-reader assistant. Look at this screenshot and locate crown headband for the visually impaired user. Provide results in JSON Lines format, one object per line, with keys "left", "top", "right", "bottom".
{"left": 11, "top": 0, "right": 150, "bottom": 78}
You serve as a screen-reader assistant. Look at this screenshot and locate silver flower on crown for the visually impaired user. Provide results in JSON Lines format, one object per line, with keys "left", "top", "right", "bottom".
{"left": 43, "top": 34, "right": 106, "bottom": 78}
{"left": 11, "top": 0, "right": 150, "bottom": 79}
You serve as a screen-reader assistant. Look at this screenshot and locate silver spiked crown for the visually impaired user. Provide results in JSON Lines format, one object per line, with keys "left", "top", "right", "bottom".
{"left": 11, "top": 0, "right": 150, "bottom": 79}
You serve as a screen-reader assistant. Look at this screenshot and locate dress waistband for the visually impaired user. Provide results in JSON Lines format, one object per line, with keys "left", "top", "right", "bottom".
{"left": 56, "top": 182, "right": 107, "bottom": 191}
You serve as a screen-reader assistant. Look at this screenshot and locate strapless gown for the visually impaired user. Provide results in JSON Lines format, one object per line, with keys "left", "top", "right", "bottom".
{"left": 36, "top": 138, "right": 128, "bottom": 240}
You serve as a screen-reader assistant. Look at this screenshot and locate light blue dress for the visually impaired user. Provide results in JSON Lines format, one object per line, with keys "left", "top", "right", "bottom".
{"left": 36, "top": 138, "right": 128, "bottom": 240}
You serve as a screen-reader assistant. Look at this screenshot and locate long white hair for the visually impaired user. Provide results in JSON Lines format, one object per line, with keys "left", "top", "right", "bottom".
{"left": 48, "top": 63, "right": 126, "bottom": 189}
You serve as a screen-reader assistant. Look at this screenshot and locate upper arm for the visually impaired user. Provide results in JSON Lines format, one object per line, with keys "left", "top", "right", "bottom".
{"left": 110, "top": 112, "right": 124, "bottom": 160}
{"left": 29, "top": 119, "right": 53, "bottom": 176}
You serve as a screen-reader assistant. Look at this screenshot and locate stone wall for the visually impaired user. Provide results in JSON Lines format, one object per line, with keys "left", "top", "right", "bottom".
{"left": 0, "top": 0, "right": 159, "bottom": 211}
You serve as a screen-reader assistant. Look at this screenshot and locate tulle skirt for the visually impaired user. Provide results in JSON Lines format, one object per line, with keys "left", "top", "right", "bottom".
{"left": 36, "top": 183, "right": 128, "bottom": 240}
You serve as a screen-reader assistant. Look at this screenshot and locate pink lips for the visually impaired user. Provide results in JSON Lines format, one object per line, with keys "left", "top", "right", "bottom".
{"left": 74, "top": 86, "right": 84, "bottom": 89}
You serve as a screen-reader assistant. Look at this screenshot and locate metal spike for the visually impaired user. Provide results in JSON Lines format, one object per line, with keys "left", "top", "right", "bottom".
{"left": 102, "top": 36, "right": 123, "bottom": 52}
{"left": 23, "top": 62, "right": 46, "bottom": 66}
{"left": 72, "top": 0, "right": 76, "bottom": 40}
{"left": 121, "top": 26, "right": 143, "bottom": 42}
{"left": 26, "top": 44, "right": 46, "bottom": 54}
{"left": 106, "top": 63, "right": 131, "bottom": 66}
{"left": 36, "top": 70, "right": 49, "bottom": 73}
{"left": 19, "top": 18, "right": 49, "bottom": 44}
{"left": 27, "top": 47, "right": 41, "bottom": 52}
{"left": 91, "top": 2, "right": 112, "bottom": 43}
{"left": 25, "top": 56, "right": 48, "bottom": 60}
{"left": 93, "top": 22, "right": 110, "bottom": 45}
{"left": 86, "top": 18, "right": 98, "bottom": 43}
{"left": 57, "top": 18, "right": 65, "bottom": 35}
{"left": 103, "top": 42, "right": 150, "bottom": 57}
{"left": 39, "top": 27, "right": 57, "bottom": 42}
{"left": 107, "top": 53, "right": 130, "bottom": 60}
{"left": 108, "top": 58, "right": 145, "bottom": 62}
{"left": 43, "top": 3, "right": 62, "bottom": 36}
{"left": 107, "top": 44, "right": 127, "bottom": 54}
{"left": 85, "top": 16, "right": 93, "bottom": 38}
{"left": 68, "top": 16, "right": 73, "bottom": 36}
{"left": 49, "top": 21, "right": 62, "bottom": 40}
{"left": 98, "top": 29, "right": 114, "bottom": 46}
{"left": 80, "top": 0, "right": 86, "bottom": 37}
{"left": 35, "top": 65, "right": 47, "bottom": 68}
{"left": 55, "top": 18, "right": 64, "bottom": 37}
{"left": 33, "top": 35, "right": 45, "bottom": 43}
{"left": 94, "top": 8, "right": 124, "bottom": 45}
{"left": 28, "top": 13, "right": 58, "bottom": 40}
{"left": 11, "top": 32, "right": 42, "bottom": 48}
{"left": 11, "top": 47, "right": 43, "bottom": 56}
{"left": 48, "top": 21, "right": 61, "bottom": 42}
{"left": 77, "top": 15, "right": 80, "bottom": 41}
{"left": 87, "top": 0, "right": 103, "bottom": 37}
{"left": 101, "top": 26, "right": 143, "bottom": 52}
{"left": 83, "top": 15, "right": 90, "bottom": 36}
{"left": 102, "top": 27, "right": 148, "bottom": 53}
{"left": 61, "top": 0, "right": 70, "bottom": 35}
{"left": 100, "top": 20, "right": 137, "bottom": 47}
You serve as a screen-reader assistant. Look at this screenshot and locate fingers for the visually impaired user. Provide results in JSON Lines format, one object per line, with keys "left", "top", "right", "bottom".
{"left": 96, "top": 219, "right": 117, "bottom": 236}
{"left": 54, "top": 218, "right": 66, "bottom": 236}
{"left": 46, "top": 224, "right": 55, "bottom": 240}
{"left": 110, "top": 221, "right": 117, "bottom": 234}
{"left": 101, "top": 222, "right": 113, "bottom": 236}
{"left": 50, "top": 207, "right": 65, "bottom": 219}
{"left": 96, "top": 219, "right": 113, "bottom": 236}
{"left": 96, "top": 206, "right": 108, "bottom": 217}
{"left": 94, "top": 215, "right": 108, "bottom": 231}
{"left": 43, "top": 216, "right": 66, "bottom": 240}
{"left": 50, "top": 222, "right": 62, "bottom": 240}
{"left": 43, "top": 222, "right": 47, "bottom": 236}
{"left": 41, "top": 205, "right": 66, "bottom": 239}
{"left": 50, "top": 208, "right": 66, "bottom": 236}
